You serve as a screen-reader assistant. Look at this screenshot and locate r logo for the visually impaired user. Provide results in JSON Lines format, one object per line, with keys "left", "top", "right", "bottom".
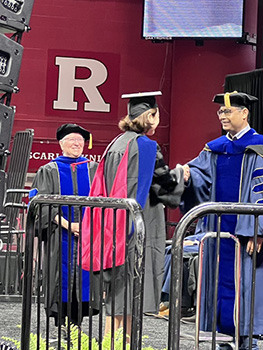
{"left": 46, "top": 50, "right": 120, "bottom": 120}
{"left": 53, "top": 57, "right": 110, "bottom": 112}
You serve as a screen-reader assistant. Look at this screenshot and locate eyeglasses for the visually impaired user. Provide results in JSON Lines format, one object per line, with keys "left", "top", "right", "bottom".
{"left": 217, "top": 108, "right": 242, "bottom": 117}
{"left": 63, "top": 137, "right": 85, "bottom": 144}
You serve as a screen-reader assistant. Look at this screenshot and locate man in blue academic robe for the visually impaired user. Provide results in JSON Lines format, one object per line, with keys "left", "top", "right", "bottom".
{"left": 30, "top": 123, "right": 99, "bottom": 332}
{"left": 182, "top": 92, "right": 263, "bottom": 350}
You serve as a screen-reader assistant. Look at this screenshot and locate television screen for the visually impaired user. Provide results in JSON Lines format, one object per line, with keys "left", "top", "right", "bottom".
{"left": 143, "top": 0, "right": 245, "bottom": 39}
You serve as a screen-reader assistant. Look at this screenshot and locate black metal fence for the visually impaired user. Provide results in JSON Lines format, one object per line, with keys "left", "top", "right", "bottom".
{"left": 21, "top": 194, "right": 146, "bottom": 350}
{"left": 0, "top": 128, "right": 33, "bottom": 298}
{"left": 168, "top": 202, "right": 263, "bottom": 350}
{"left": 0, "top": 189, "right": 29, "bottom": 297}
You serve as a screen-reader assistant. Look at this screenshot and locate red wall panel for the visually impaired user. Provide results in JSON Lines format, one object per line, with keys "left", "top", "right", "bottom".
{"left": 169, "top": 40, "right": 256, "bottom": 166}
{"left": 11, "top": 0, "right": 173, "bottom": 172}
{"left": 9, "top": 0, "right": 257, "bottom": 183}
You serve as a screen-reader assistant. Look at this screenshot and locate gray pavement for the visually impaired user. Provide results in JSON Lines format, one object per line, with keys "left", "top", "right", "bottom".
{"left": 0, "top": 300, "right": 196, "bottom": 349}
{"left": 1, "top": 301, "right": 262, "bottom": 350}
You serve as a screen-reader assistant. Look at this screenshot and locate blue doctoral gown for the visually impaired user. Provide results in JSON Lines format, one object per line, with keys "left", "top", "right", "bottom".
{"left": 30, "top": 156, "right": 98, "bottom": 313}
{"left": 182, "top": 128, "right": 263, "bottom": 336}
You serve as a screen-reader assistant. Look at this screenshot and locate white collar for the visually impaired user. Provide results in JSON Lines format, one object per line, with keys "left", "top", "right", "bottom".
{"left": 226, "top": 125, "right": 251, "bottom": 141}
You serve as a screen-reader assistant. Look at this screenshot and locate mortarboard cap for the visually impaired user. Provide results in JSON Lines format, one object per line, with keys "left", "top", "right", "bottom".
{"left": 56, "top": 123, "right": 92, "bottom": 149}
{"left": 121, "top": 91, "right": 162, "bottom": 120}
{"left": 213, "top": 91, "right": 258, "bottom": 109}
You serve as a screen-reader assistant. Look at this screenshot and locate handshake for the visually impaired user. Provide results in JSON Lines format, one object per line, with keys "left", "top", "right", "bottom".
{"left": 176, "top": 163, "right": 190, "bottom": 182}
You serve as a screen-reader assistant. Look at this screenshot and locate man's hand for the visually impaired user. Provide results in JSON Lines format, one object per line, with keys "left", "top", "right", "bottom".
{"left": 70, "top": 222, "right": 80, "bottom": 237}
{"left": 176, "top": 164, "right": 190, "bottom": 182}
{"left": 54, "top": 215, "right": 80, "bottom": 237}
{"left": 182, "top": 164, "right": 190, "bottom": 182}
{"left": 246, "top": 236, "right": 263, "bottom": 255}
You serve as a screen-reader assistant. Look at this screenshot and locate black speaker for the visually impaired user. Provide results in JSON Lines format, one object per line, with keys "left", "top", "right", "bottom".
{"left": 0, "top": 33, "right": 23, "bottom": 93}
{"left": 0, "top": 103, "right": 15, "bottom": 152}
{"left": 0, "top": 170, "right": 6, "bottom": 211}
{"left": 0, "top": 0, "right": 35, "bottom": 33}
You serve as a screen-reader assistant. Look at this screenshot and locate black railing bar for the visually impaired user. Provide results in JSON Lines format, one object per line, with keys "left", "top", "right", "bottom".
{"left": 67, "top": 205, "right": 73, "bottom": 347}
{"left": 36, "top": 206, "right": 42, "bottom": 350}
{"left": 130, "top": 212, "right": 146, "bottom": 350}
{"left": 212, "top": 216, "right": 222, "bottom": 350}
{"left": 89, "top": 207, "right": 94, "bottom": 350}
{"left": 78, "top": 206, "right": 83, "bottom": 349}
{"left": 4, "top": 186, "right": 28, "bottom": 204}
{"left": 22, "top": 196, "right": 145, "bottom": 350}
{"left": 234, "top": 239, "right": 241, "bottom": 350}
{"left": 194, "top": 232, "right": 241, "bottom": 350}
{"left": 99, "top": 208, "right": 105, "bottom": 350}
{"left": 174, "top": 202, "right": 263, "bottom": 238}
{"left": 110, "top": 209, "right": 117, "bottom": 350}
{"left": 122, "top": 210, "right": 129, "bottom": 350}
{"left": 249, "top": 215, "right": 259, "bottom": 350}
{"left": 21, "top": 197, "right": 35, "bottom": 350}
{"left": 0, "top": 230, "right": 25, "bottom": 234}
{"left": 4, "top": 203, "right": 28, "bottom": 209}
{"left": 45, "top": 205, "right": 52, "bottom": 346}
{"left": 168, "top": 202, "right": 263, "bottom": 350}
{"left": 5, "top": 189, "right": 30, "bottom": 194}
{"left": 29, "top": 195, "right": 143, "bottom": 213}
{"left": 58, "top": 206, "right": 63, "bottom": 348}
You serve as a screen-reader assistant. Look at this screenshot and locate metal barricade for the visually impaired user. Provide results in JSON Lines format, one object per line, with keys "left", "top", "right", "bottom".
{"left": 168, "top": 202, "right": 263, "bottom": 350}
{"left": 21, "top": 194, "right": 146, "bottom": 350}
{"left": 0, "top": 189, "right": 29, "bottom": 297}
{"left": 195, "top": 232, "right": 241, "bottom": 350}
{"left": 0, "top": 128, "right": 33, "bottom": 298}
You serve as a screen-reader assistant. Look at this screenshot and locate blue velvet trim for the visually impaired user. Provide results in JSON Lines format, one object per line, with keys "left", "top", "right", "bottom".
{"left": 136, "top": 136, "right": 157, "bottom": 209}
{"left": 207, "top": 129, "right": 263, "bottom": 154}
{"left": 252, "top": 168, "right": 263, "bottom": 179}
{"left": 29, "top": 188, "right": 38, "bottom": 199}
{"left": 55, "top": 156, "right": 91, "bottom": 302}
{"left": 56, "top": 160, "right": 74, "bottom": 220}
{"left": 253, "top": 183, "right": 263, "bottom": 193}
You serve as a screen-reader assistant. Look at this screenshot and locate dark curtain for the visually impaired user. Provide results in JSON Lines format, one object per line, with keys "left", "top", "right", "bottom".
{"left": 224, "top": 68, "right": 263, "bottom": 134}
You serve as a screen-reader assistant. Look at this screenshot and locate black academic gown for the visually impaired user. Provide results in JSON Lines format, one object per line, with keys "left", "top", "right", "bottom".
{"left": 92, "top": 131, "right": 185, "bottom": 315}
{"left": 30, "top": 156, "right": 98, "bottom": 324}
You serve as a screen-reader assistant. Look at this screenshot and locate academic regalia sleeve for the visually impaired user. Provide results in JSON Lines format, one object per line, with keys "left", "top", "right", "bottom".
{"left": 88, "top": 161, "right": 98, "bottom": 182}
{"left": 31, "top": 164, "right": 57, "bottom": 196}
{"left": 150, "top": 146, "right": 185, "bottom": 208}
{"left": 235, "top": 152, "right": 263, "bottom": 238}
{"left": 181, "top": 150, "right": 213, "bottom": 213}
{"left": 30, "top": 164, "right": 59, "bottom": 238}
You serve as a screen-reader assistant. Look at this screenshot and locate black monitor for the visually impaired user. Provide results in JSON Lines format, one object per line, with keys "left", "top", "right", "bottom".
{"left": 143, "top": 0, "right": 245, "bottom": 40}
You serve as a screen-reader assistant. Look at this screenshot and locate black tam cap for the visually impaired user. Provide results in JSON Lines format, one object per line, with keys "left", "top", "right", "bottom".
{"left": 56, "top": 123, "right": 91, "bottom": 141}
{"left": 213, "top": 91, "right": 258, "bottom": 109}
{"left": 121, "top": 91, "right": 162, "bottom": 120}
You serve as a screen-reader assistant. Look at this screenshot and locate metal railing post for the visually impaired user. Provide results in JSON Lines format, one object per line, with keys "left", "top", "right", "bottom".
{"left": 21, "top": 194, "right": 146, "bottom": 350}
{"left": 168, "top": 202, "right": 263, "bottom": 350}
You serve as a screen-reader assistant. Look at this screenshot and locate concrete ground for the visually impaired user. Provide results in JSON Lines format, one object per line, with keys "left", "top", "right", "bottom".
{"left": 0, "top": 300, "right": 197, "bottom": 350}
{"left": 0, "top": 300, "right": 262, "bottom": 350}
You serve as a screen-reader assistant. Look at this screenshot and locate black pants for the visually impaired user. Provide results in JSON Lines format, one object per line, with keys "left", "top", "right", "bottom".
{"left": 53, "top": 278, "right": 98, "bottom": 327}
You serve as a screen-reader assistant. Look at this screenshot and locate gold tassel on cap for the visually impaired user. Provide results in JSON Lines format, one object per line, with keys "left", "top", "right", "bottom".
{"left": 224, "top": 91, "right": 238, "bottom": 108}
{"left": 88, "top": 133, "right": 93, "bottom": 149}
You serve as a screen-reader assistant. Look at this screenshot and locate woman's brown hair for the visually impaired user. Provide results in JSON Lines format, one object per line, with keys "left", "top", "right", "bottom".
{"left": 118, "top": 108, "right": 157, "bottom": 134}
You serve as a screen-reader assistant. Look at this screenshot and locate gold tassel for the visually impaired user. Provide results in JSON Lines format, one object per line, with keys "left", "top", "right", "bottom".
{"left": 224, "top": 91, "right": 238, "bottom": 108}
{"left": 88, "top": 133, "right": 93, "bottom": 149}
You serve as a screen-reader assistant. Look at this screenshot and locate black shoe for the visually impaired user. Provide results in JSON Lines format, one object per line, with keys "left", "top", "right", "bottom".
{"left": 181, "top": 314, "right": 196, "bottom": 324}
{"left": 181, "top": 307, "right": 195, "bottom": 318}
